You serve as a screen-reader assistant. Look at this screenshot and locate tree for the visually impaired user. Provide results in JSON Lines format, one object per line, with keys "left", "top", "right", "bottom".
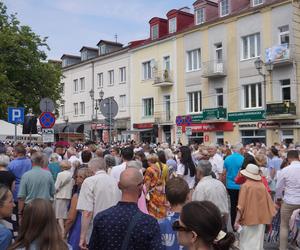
{"left": 0, "top": 2, "right": 62, "bottom": 120}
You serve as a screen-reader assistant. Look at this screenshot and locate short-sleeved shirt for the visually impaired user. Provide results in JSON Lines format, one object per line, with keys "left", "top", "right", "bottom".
{"left": 0, "top": 170, "right": 15, "bottom": 189}
{"left": 176, "top": 163, "right": 195, "bottom": 189}
{"left": 89, "top": 202, "right": 163, "bottom": 250}
{"left": 158, "top": 212, "right": 186, "bottom": 250}
{"left": 18, "top": 166, "right": 55, "bottom": 204}
{"left": 224, "top": 152, "right": 244, "bottom": 190}
{"left": 48, "top": 162, "right": 61, "bottom": 182}
{"left": 0, "top": 223, "right": 12, "bottom": 250}
{"left": 8, "top": 157, "right": 32, "bottom": 201}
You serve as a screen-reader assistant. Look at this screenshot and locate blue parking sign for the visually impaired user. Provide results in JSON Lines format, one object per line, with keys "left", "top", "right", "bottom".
{"left": 8, "top": 107, "right": 25, "bottom": 124}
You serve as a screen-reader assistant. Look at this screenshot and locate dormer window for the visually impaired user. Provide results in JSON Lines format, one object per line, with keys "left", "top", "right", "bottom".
{"left": 99, "top": 44, "right": 106, "bottom": 55}
{"left": 220, "top": 0, "right": 229, "bottom": 17}
{"left": 151, "top": 24, "right": 159, "bottom": 40}
{"left": 195, "top": 8, "right": 205, "bottom": 25}
{"left": 81, "top": 50, "right": 88, "bottom": 61}
{"left": 253, "top": 0, "right": 263, "bottom": 6}
{"left": 169, "top": 17, "right": 177, "bottom": 33}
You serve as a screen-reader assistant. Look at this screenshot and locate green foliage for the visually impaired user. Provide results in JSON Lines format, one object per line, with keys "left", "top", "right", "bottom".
{"left": 0, "top": 2, "right": 62, "bottom": 119}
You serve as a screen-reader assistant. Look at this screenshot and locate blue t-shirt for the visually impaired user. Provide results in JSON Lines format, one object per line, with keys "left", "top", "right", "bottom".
{"left": 158, "top": 212, "right": 186, "bottom": 250}
{"left": 224, "top": 152, "right": 244, "bottom": 190}
{"left": 0, "top": 223, "right": 12, "bottom": 250}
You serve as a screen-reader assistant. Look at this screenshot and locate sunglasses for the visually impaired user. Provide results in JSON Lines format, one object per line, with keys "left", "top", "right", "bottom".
{"left": 172, "top": 220, "right": 191, "bottom": 232}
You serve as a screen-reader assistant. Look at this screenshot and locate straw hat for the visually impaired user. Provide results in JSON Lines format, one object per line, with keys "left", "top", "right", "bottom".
{"left": 240, "top": 164, "right": 261, "bottom": 181}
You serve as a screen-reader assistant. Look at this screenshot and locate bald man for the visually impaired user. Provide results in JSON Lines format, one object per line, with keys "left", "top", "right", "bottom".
{"left": 89, "top": 168, "right": 163, "bottom": 250}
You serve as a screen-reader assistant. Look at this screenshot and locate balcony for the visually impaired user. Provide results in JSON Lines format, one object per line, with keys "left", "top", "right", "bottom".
{"left": 153, "top": 70, "right": 174, "bottom": 87}
{"left": 154, "top": 111, "right": 173, "bottom": 124}
{"left": 202, "top": 60, "right": 226, "bottom": 78}
{"left": 265, "top": 44, "right": 294, "bottom": 67}
{"left": 266, "top": 101, "right": 296, "bottom": 118}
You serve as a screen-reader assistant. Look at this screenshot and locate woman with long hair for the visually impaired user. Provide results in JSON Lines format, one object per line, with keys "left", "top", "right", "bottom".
{"left": 157, "top": 150, "right": 169, "bottom": 185}
{"left": 176, "top": 146, "right": 196, "bottom": 189}
{"left": 9, "top": 199, "right": 70, "bottom": 250}
{"left": 134, "top": 151, "right": 149, "bottom": 171}
{"left": 173, "top": 200, "right": 235, "bottom": 250}
{"left": 144, "top": 153, "right": 167, "bottom": 219}
{"left": 0, "top": 184, "right": 14, "bottom": 249}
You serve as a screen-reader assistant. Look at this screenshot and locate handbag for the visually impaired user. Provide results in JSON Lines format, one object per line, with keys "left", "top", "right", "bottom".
{"left": 121, "top": 211, "right": 142, "bottom": 250}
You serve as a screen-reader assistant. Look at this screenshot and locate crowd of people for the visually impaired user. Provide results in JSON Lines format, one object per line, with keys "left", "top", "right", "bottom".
{"left": 0, "top": 139, "right": 299, "bottom": 250}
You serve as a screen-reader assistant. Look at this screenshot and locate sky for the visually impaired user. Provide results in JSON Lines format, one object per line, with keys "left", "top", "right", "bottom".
{"left": 3, "top": 0, "right": 196, "bottom": 60}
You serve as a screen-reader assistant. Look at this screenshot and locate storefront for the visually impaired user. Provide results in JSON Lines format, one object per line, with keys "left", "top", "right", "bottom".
{"left": 132, "top": 123, "right": 155, "bottom": 143}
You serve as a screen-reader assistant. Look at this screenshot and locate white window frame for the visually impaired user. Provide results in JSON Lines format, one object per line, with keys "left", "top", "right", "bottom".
{"left": 241, "top": 33, "right": 261, "bottom": 60}
{"left": 73, "top": 79, "right": 78, "bottom": 93}
{"left": 119, "top": 95, "right": 126, "bottom": 110}
{"left": 98, "top": 73, "right": 103, "bottom": 88}
{"left": 119, "top": 67, "right": 126, "bottom": 83}
{"left": 163, "top": 56, "right": 171, "bottom": 71}
{"left": 74, "top": 103, "right": 78, "bottom": 116}
{"left": 253, "top": 0, "right": 263, "bottom": 6}
{"left": 281, "top": 79, "right": 291, "bottom": 101}
{"left": 242, "top": 83, "right": 263, "bottom": 109}
{"left": 279, "top": 25, "right": 290, "bottom": 45}
{"left": 215, "top": 43, "right": 223, "bottom": 62}
{"left": 108, "top": 70, "right": 114, "bottom": 85}
{"left": 151, "top": 24, "right": 159, "bottom": 40}
{"left": 187, "top": 91, "right": 202, "bottom": 114}
{"left": 142, "top": 98, "right": 154, "bottom": 117}
{"left": 169, "top": 17, "right": 177, "bottom": 33}
{"left": 80, "top": 77, "right": 85, "bottom": 92}
{"left": 220, "top": 0, "right": 229, "bottom": 17}
{"left": 186, "top": 49, "right": 201, "bottom": 72}
{"left": 142, "top": 61, "right": 152, "bottom": 80}
{"left": 216, "top": 88, "right": 224, "bottom": 107}
{"left": 195, "top": 8, "right": 205, "bottom": 25}
{"left": 80, "top": 101, "right": 85, "bottom": 115}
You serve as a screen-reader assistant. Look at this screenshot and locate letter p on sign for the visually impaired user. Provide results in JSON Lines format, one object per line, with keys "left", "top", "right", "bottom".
{"left": 8, "top": 107, "right": 25, "bottom": 124}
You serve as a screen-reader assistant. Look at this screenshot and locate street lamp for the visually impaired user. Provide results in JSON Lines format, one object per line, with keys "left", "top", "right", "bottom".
{"left": 90, "top": 88, "right": 104, "bottom": 142}
{"left": 254, "top": 57, "right": 273, "bottom": 146}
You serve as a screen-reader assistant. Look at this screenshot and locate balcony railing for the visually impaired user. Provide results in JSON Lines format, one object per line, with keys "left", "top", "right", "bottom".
{"left": 153, "top": 70, "right": 174, "bottom": 87}
{"left": 154, "top": 111, "right": 173, "bottom": 124}
{"left": 202, "top": 60, "right": 226, "bottom": 78}
{"left": 265, "top": 44, "right": 294, "bottom": 66}
{"left": 266, "top": 101, "right": 296, "bottom": 117}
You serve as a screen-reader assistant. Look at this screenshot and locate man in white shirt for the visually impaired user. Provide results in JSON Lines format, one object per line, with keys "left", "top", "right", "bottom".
{"left": 208, "top": 145, "right": 224, "bottom": 179}
{"left": 192, "top": 160, "right": 229, "bottom": 231}
{"left": 77, "top": 157, "right": 121, "bottom": 249}
{"left": 67, "top": 147, "right": 80, "bottom": 164}
{"left": 110, "top": 147, "right": 134, "bottom": 182}
{"left": 276, "top": 150, "right": 300, "bottom": 250}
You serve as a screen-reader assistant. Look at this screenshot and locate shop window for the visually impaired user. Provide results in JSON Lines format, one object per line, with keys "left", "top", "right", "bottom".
{"left": 241, "top": 129, "right": 266, "bottom": 145}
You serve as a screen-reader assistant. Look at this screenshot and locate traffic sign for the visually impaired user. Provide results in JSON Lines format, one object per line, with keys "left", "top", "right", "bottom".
{"left": 40, "top": 98, "right": 55, "bottom": 112}
{"left": 8, "top": 107, "right": 24, "bottom": 124}
{"left": 185, "top": 115, "right": 192, "bottom": 126}
{"left": 186, "top": 127, "right": 192, "bottom": 136}
{"left": 176, "top": 126, "right": 182, "bottom": 137}
{"left": 39, "top": 112, "right": 56, "bottom": 128}
{"left": 100, "top": 97, "right": 118, "bottom": 118}
{"left": 42, "top": 128, "right": 54, "bottom": 143}
{"left": 176, "top": 116, "right": 183, "bottom": 126}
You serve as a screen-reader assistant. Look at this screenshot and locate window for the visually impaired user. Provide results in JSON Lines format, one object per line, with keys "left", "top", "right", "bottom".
{"left": 215, "top": 43, "right": 223, "bottom": 61}
{"left": 188, "top": 91, "right": 202, "bottom": 113}
{"left": 119, "top": 95, "right": 126, "bottom": 109}
{"left": 108, "top": 70, "right": 114, "bottom": 85}
{"left": 281, "top": 79, "right": 291, "bottom": 101}
{"left": 119, "top": 67, "right": 126, "bottom": 83}
{"left": 169, "top": 18, "right": 177, "bottom": 33}
{"left": 73, "top": 79, "right": 78, "bottom": 93}
{"left": 279, "top": 25, "right": 289, "bottom": 45}
{"left": 151, "top": 25, "right": 159, "bottom": 40}
{"left": 80, "top": 77, "right": 85, "bottom": 91}
{"left": 220, "top": 0, "right": 229, "bottom": 17}
{"left": 142, "top": 61, "right": 152, "bottom": 80}
{"left": 74, "top": 103, "right": 78, "bottom": 116}
{"left": 187, "top": 49, "right": 201, "bottom": 71}
{"left": 98, "top": 73, "right": 103, "bottom": 88}
{"left": 195, "top": 8, "right": 205, "bottom": 24}
{"left": 81, "top": 51, "right": 88, "bottom": 61}
{"left": 61, "top": 83, "right": 65, "bottom": 95}
{"left": 241, "top": 130, "right": 266, "bottom": 145}
{"left": 253, "top": 0, "right": 263, "bottom": 6}
{"left": 163, "top": 56, "right": 170, "bottom": 71}
{"left": 80, "top": 102, "right": 85, "bottom": 115}
{"left": 242, "top": 33, "right": 261, "bottom": 60}
{"left": 243, "top": 83, "right": 262, "bottom": 109}
{"left": 143, "top": 98, "right": 154, "bottom": 117}
{"left": 216, "top": 88, "right": 224, "bottom": 107}
{"left": 99, "top": 44, "right": 107, "bottom": 55}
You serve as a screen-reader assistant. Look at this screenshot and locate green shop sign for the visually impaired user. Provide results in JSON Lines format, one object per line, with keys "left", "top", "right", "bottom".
{"left": 191, "top": 114, "right": 203, "bottom": 123}
{"left": 203, "top": 107, "right": 227, "bottom": 120}
{"left": 227, "top": 110, "right": 266, "bottom": 122}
